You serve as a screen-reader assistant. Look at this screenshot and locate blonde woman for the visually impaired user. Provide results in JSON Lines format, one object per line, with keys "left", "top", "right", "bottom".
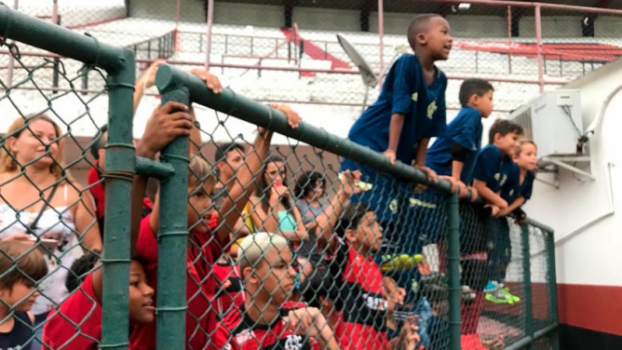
{"left": 0, "top": 114, "right": 102, "bottom": 343}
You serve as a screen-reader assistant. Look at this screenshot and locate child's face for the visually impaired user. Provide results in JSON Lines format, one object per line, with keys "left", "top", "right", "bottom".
{"left": 473, "top": 90, "right": 494, "bottom": 118}
{"left": 514, "top": 143, "right": 538, "bottom": 171}
{"left": 264, "top": 161, "right": 286, "bottom": 186}
{"left": 128, "top": 261, "right": 155, "bottom": 325}
{"left": 187, "top": 181, "right": 215, "bottom": 233}
{"left": 353, "top": 211, "right": 383, "bottom": 252}
{"left": 254, "top": 245, "right": 296, "bottom": 306}
{"left": 0, "top": 280, "right": 38, "bottom": 312}
{"left": 494, "top": 131, "right": 520, "bottom": 156}
{"left": 421, "top": 16, "right": 453, "bottom": 61}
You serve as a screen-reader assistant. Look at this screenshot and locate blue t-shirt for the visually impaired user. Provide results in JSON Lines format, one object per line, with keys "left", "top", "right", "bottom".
{"left": 501, "top": 163, "right": 535, "bottom": 204}
{"left": 346, "top": 54, "right": 448, "bottom": 167}
{"left": 426, "top": 106, "right": 483, "bottom": 183}
{"left": 471, "top": 145, "right": 514, "bottom": 193}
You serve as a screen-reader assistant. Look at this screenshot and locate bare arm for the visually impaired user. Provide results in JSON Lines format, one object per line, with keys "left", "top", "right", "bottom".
{"left": 217, "top": 128, "right": 275, "bottom": 242}
{"left": 133, "top": 60, "right": 165, "bottom": 115}
{"left": 500, "top": 196, "right": 526, "bottom": 217}
{"left": 414, "top": 138, "right": 430, "bottom": 168}
{"left": 387, "top": 113, "right": 406, "bottom": 153}
{"left": 451, "top": 161, "right": 464, "bottom": 181}
{"left": 73, "top": 188, "right": 103, "bottom": 252}
{"left": 473, "top": 180, "right": 508, "bottom": 208}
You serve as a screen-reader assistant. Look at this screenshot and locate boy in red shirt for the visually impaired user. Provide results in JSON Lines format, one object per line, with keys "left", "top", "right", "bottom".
{"left": 130, "top": 100, "right": 302, "bottom": 349}
{"left": 212, "top": 232, "right": 339, "bottom": 350}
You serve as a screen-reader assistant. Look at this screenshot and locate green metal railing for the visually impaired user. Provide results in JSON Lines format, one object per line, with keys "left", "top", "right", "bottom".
{"left": 0, "top": 5, "right": 559, "bottom": 348}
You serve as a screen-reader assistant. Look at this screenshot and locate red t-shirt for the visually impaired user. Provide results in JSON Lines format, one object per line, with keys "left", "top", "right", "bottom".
{"left": 324, "top": 239, "right": 390, "bottom": 350}
{"left": 42, "top": 273, "right": 102, "bottom": 350}
{"left": 130, "top": 214, "right": 228, "bottom": 350}
{"left": 212, "top": 302, "right": 319, "bottom": 350}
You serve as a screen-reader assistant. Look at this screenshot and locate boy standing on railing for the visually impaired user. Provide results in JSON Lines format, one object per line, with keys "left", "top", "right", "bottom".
{"left": 485, "top": 140, "right": 537, "bottom": 304}
{"left": 426, "top": 78, "right": 495, "bottom": 199}
{"left": 340, "top": 13, "right": 452, "bottom": 309}
{"left": 460, "top": 119, "right": 523, "bottom": 349}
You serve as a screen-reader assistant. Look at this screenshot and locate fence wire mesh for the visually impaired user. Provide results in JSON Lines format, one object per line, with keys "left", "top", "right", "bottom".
{"left": 0, "top": 3, "right": 567, "bottom": 350}
{"left": 0, "top": 37, "right": 106, "bottom": 349}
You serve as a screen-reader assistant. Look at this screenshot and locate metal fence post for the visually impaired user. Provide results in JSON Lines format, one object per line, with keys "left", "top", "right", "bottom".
{"left": 154, "top": 77, "right": 190, "bottom": 349}
{"left": 535, "top": 4, "right": 544, "bottom": 93}
{"left": 446, "top": 192, "right": 461, "bottom": 350}
{"left": 521, "top": 225, "right": 534, "bottom": 349}
{"left": 547, "top": 230, "right": 559, "bottom": 346}
{"left": 100, "top": 48, "right": 136, "bottom": 349}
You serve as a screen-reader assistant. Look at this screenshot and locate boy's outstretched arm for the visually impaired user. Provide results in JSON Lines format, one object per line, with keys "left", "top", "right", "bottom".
{"left": 499, "top": 196, "right": 525, "bottom": 217}
{"left": 134, "top": 60, "right": 165, "bottom": 115}
{"left": 216, "top": 104, "right": 301, "bottom": 242}
{"left": 473, "top": 180, "right": 508, "bottom": 209}
{"left": 384, "top": 113, "right": 406, "bottom": 164}
{"left": 133, "top": 102, "right": 195, "bottom": 253}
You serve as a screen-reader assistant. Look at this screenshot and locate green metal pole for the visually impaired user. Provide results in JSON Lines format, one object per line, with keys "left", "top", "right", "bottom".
{"left": 546, "top": 229, "right": 559, "bottom": 345}
{"left": 100, "top": 48, "right": 136, "bottom": 350}
{"left": 155, "top": 65, "right": 442, "bottom": 190}
{"left": 153, "top": 81, "right": 190, "bottom": 349}
{"left": 521, "top": 225, "right": 534, "bottom": 349}
{"left": 446, "top": 192, "right": 461, "bottom": 350}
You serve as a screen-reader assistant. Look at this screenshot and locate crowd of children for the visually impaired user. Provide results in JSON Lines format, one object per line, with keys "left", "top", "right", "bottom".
{"left": 0, "top": 12, "right": 538, "bottom": 350}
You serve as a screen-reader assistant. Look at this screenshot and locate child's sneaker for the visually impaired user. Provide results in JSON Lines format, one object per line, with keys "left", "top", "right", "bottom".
{"left": 485, "top": 288, "right": 513, "bottom": 305}
{"left": 500, "top": 286, "right": 520, "bottom": 303}
{"left": 483, "top": 280, "right": 500, "bottom": 293}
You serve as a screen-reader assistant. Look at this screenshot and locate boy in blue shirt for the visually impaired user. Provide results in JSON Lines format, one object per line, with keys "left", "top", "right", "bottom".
{"left": 341, "top": 13, "right": 452, "bottom": 254}
{"left": 426, "top": 78, "right": 495, "bottom": 200}
{"left": 485, "top": 140, "right": 537, "bottom": 304}
{"left": 459, "top": 119, "right": 523, "bottom": 345}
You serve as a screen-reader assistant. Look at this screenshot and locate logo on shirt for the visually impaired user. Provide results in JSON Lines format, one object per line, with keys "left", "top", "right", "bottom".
{"left": 390, "top": 199, "right": 398, "bottom": 214}
{"left": 234, "top": 329, "right": 252, "bottom": 345}
{"left": 363, "top": 293, "right": 388, "bottom": 311}
{"left": 509, "top": 189, "right": 514, "bottom": 197}
{"left": 412, "top": 92, "right": 418, "bottom": 101}
{"left": 285, "top": 334, "right": 303, "bottom": 350}
{"left": 494, "top": 173, "right": 500, "bottom": 181}
{"left": 427, "top": 100, "right": 438, "bottom": 119}
{"left": 500, "top": 174, "right": 508, "bottom": 186}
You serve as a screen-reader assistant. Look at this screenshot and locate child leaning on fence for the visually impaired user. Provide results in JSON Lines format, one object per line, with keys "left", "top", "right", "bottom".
{"left": 426, "top": 78, "right": 495, "bottom": 200}
{"left": 0, "top": 241, "right": 47, "bottom": 350}
{"left": 458, "top": 119, "right": 523, "bottom": 350}
{"left": 212, "top": 232, "right": 339, "bottom": 350}
{"left": 340, "top": 14, "right": 452, "bottom": 250}
{"left": 484, "top": 140, "right": 538, "bottom": 305}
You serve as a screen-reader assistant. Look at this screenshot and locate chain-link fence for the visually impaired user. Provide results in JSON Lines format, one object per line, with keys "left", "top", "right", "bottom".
{"left": 0, "top": 4, "right": 564, "bottom": 350}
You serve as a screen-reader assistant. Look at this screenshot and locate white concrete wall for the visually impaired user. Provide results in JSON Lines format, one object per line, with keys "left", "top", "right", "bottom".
{"left": 520, "top": 16, "right": 583, "bottom": 38}
{"left": 293, "top": 7, "right": 360, "bottom": 32}
{"left": 129, "top": 0, "right": 203, "bottom": 22}
{"left": 17, "top": 0, "right": 125, "bottom": 27}
{"left": 214, "top": 3, "right": 283, "bottom": 28}
{"left": 524, "top": 58, "right": 622, "bottom": 287}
